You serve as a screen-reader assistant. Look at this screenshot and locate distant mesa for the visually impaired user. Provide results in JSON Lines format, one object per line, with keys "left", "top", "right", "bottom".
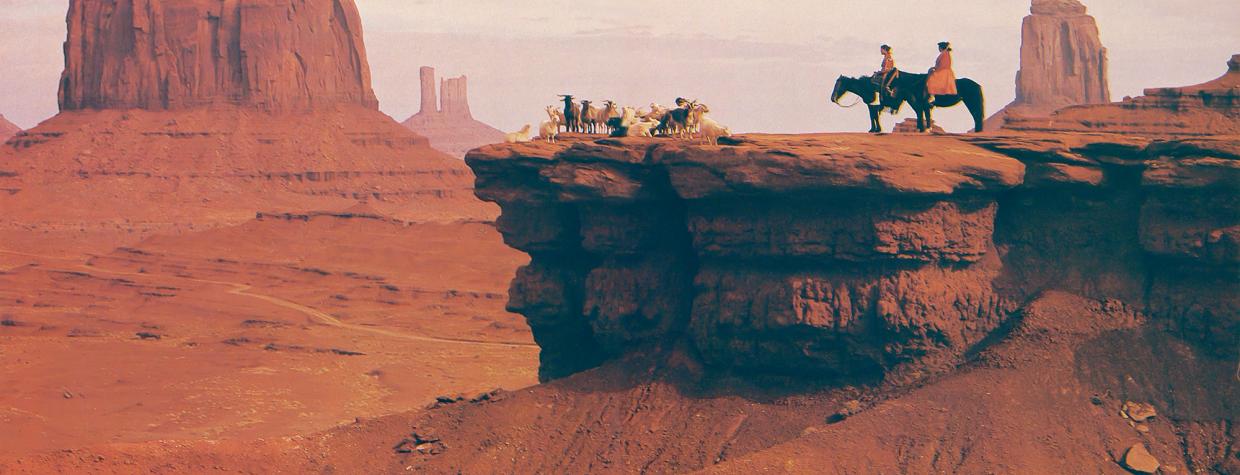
{"left": 1004, "top": 54, "right": 1240, "bottom": 136}
{"left": 986, "top": 0, "right": 1110, "bottom": 130}
{"left": 402, "top": 66, "right": 505, "bottom": 159}
{"left": 58, "top": 0, "right": 379, "bottom": 112}
{"left": 0, "top": 114, "right": 19, "bottom": 142}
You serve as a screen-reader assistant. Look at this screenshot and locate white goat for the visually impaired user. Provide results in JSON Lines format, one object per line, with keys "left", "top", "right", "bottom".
{"left": 698, "top": 117, "right": 731, "bottom": 145}
{"left": 539, "top": 116, "right": 561, "bottom": 143}
{"left": 545, "top": 105, "right": 565, "bottom": 126}
{"left": 626, "top": 120, "right": 659, "bottom": 138}
{"left": 504, "top": 124, "right": 533, "bottom": 143}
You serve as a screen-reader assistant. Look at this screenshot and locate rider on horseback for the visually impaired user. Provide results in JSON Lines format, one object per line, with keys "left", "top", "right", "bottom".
{"left": 925, "top": 41, "right": 957, "bottom": 103}
{"left": 872, "top": 45, "right": 898, "bottom": 99}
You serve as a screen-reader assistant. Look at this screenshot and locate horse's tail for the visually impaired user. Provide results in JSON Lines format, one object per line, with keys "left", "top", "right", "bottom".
{"left": 960, "top": 78, "right": 986, "bottom": 132}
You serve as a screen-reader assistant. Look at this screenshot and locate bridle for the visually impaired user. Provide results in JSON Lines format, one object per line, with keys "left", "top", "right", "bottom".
{"left": 831, "top": 78, "right": 865, "bottom": 108}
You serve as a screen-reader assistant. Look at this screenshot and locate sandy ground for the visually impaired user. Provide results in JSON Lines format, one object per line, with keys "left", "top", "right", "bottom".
{"left": 0, "top": 213, "right": 539, "bottom": 456}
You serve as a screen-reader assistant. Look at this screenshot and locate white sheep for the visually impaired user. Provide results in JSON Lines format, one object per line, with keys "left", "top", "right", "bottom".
{"left": 698, "top": 117, "right": 731, "bottom": 145}
{"left": 504, "top": 124, "right": 533, "bottom": 143}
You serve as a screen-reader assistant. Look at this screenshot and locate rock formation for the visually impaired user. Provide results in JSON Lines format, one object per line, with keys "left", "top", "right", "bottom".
{"left": 402, "top": 67, "right": 505, "bottom": 159}
{"left": 468, "top": 131, "right": 1236, "bottom": 383}
{"left": 986, "top": 0, "right": 1110, "bottom": 130}
{"left": 1005, "top": 54, "right": 1240, "bottom": 136}
{"left": 3, "top": 0, "right": 492, "bottom": 251}
{"left": 0, "top": 114, "right": 19, "bottom": 142}
{"left": 58, "top": 0, "right": 379, "bottom": 112}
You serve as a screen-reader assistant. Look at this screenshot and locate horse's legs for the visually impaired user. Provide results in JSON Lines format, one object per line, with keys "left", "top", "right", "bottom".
{"left": 924, "top": 107, "right": 934, "bottom": 133}
{"left": 868, "top": 105, "right": 880, "bottom": 133}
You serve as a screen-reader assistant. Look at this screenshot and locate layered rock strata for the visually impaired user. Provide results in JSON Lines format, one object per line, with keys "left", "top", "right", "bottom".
{"left": 1006, "top": 55, "right": 1240, "bottom": 136}
{"left": 986, "top": 0, "right": 1110, "bottom": 130}
{"left": 403, "top": 67, "right": 504, "bottom": 158}
{"left": 58, "top": 0, "right": 379, "bottom": 112}
{"left": 469, "top": 133, "right": 1238, "bottom": 382}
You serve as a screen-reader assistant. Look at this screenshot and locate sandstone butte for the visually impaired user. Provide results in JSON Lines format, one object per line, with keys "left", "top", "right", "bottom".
{"left": 986, "top": 0, "right": 1110, "bottom": 130}
{"left": 402, "top": 66, "right": 505, "bottom": 159}
{"left": 3, "top": 0, "right": 497, "bottom": 254}
{"left": 0, "top": 114, "right": 19, "bottom": 142}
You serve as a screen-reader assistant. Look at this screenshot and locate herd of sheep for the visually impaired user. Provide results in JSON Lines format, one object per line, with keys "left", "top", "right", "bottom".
{"left": 504, "top": 96, "right": 732, "bottom": 145}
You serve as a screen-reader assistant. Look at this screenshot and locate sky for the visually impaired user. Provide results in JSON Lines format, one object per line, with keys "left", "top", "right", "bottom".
{"left": 1, "top": 0, "right": 1237, "bottom": 133}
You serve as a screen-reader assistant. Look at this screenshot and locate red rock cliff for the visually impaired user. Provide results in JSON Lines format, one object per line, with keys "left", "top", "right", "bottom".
{"left": 467, "top": 130, "right": 1236, "bottom": 382}
{"left": 986, "top": 0, "right": 1110, "bottom": 129}
{"left": 58, "top": 0, "right": 379, "bottom": 112}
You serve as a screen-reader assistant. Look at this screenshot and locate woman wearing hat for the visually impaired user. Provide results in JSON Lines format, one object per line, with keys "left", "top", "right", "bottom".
{"left": 926, "top": 41, "right": 957, "bottom": 100}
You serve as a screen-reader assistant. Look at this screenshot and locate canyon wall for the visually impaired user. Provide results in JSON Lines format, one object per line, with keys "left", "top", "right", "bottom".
{"left": 403, "top": 67, "right": 504, "bottom": 158}
{"left": 468, "top": 132, "right": 1237, "bottom": 382}
{"left": 986, "top": 0, "right": 1110, "bottom": 130}
{"left": 58, "top": 0, "right": 379, "bottom": 112}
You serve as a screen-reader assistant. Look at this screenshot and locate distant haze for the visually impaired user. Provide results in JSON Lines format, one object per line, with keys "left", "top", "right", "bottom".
{"left": 1, "top": 0, "right": 1237, "bottom": 133}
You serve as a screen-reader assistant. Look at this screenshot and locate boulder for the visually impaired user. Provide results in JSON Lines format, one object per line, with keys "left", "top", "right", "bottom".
{"left": 1121, "top": 443, "right": 1160, "bottom": 474}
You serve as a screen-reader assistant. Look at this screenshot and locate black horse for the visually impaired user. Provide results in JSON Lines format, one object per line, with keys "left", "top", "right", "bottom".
{"left": 832, "top": 73, "right": 985, "bottom": 133}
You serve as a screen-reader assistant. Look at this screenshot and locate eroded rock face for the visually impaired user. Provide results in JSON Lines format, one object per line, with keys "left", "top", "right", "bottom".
{"left": 59, "top": 0, "right": 379, "bottom": 112}
{"left": 986, "top": 0, "right": 1110, "bottom": 130}
{"left": 403, "top": 66, "right": 504, "bottom": 158}
{"left": 1005, "top": 55, "right": 1240, "bottom": 136}
{"left": 469, "top": 132, "right": 1238, "bottom": 382}
{"left": 0, "top": 114, "right": 18, "bottom": 142}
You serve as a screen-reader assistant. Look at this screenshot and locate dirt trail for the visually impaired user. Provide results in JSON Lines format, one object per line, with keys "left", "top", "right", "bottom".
{"left": 0, "top": 248, "right": 538, "bottom": 350}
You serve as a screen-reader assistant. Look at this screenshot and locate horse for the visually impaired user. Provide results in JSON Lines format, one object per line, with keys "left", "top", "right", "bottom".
{"left": 831, "top": 75, "right": 901, "bottom": 133}
{"left": 832, "top": 73, "right": 986, "bottom": 133}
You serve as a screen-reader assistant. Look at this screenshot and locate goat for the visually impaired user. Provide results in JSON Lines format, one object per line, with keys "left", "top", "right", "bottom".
{"left": 687, "top": 103, "right": 709, "bottom": 135}
{"left": 580, "top": 100, "right": 601, "bottom": 134}
{"left": 657, "top": 100, "right": 696, "bottom": 138}
{"left": 626, "top": 119, "right": 659, "bottom": 137}
{"left": 698, "top": 117, "right": 731, "bottom": 145}
{"left": 545, "top": 105, "right": 565, "bottom": 131}
{"left": 504, "top": 124, "right": 533, "bottom": 143}
{"left": 560, "top": 95, "right": 581, "bottom": 134}
{"left": 539, "top": 116, "right": 560, "bottom": 143}
{"left": 600, "top": 100, "right": 621, "bottom": 134}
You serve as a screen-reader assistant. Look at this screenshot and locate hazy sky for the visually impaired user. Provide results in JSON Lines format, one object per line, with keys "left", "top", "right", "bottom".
{"left": 1, "top": 0, "right": 1237, "bottom": 133}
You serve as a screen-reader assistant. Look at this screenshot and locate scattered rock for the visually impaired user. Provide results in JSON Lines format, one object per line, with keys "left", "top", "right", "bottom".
{"left": 395, "top": 432, "right": 446, "bottom": 455}
{"left": 1090, "top": 394, "right": 1104, "bottom": 406}
{"left": 469, "top": 389, "right": 503, "bottom": 403}
{"left": 1122, "top": 401, "right": 1157, "bottom": 422}
{"left": 827, "top": 400, "right": 864, "bottom": 423}
{"left": 135, "top": 332, "right": 161, "bottom": 340}
{"left": 1121, "top": 443, "right": 1160, "bottom": 474}
{"left": 62, "top": 390, "right": 74, "bottom": 399}
{"left": 1135, "top": 424, "right": 1149, "bottom": 433}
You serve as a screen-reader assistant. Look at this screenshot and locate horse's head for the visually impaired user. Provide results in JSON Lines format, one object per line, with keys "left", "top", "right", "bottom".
{"left": 831, "top": 76, "right": 848, "bottom": 104}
